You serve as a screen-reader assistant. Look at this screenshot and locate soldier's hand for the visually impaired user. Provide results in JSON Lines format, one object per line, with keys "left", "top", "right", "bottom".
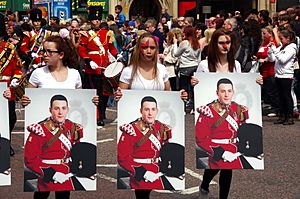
{"left": 53, "top": 172, "right": 70, "bottom": 184}
{"left": 222, "top": 151, "right": 239, "bottom": 162}
{"left": 21, "top": 95, "right": 31, "bottom": 107}
{"left": 191, "top": 76, "right": 199, "bottom": 87}
{"left": 114, "top": 87, "right": 123, "bottom": 102}
{"left": 3, "top": 88, "right": 11, "bottom": 99}
{"left": 144, "top": 171, "right": 160, "bottom": 183}
{"left": 90, "top": 61, "right": 98, "bottom": 70}
{"left": 256, "top": 75, "right": 263, "bottom": 85}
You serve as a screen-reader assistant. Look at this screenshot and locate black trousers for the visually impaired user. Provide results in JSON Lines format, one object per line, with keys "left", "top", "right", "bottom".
{"left": 262, "top": 76, "right": 279, "bottom": 111}
{"left": 201, "top": 169, "right": 232, "bottom": 199}
{"left": 33, "top": 191, "right": 70, "bottom": 199}
{"left": 134, "top": 190, "right": 151, "bottom": 199}
{"left": 275, "top": 77, "right": 293, "bottom": 118}
{"left": 83, "top": 74, "right": 109, "bottom": 121}
{"left": 8, "top": 100, "right": 17, "bottom": 133}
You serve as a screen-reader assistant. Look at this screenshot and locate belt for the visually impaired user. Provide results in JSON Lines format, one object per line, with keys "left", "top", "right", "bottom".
{"left": 133, "top": 158, "right": 159, "bottom": 164}
{"left": 211, "top": 138, "right": 237, "bottom": 144}
{"left": 88, "top": 51, "right": 104, "bottom": 55}
{"left": 0, "top": 76, "right": 11, "bottom": 80}
{"left": 42, "top": 158, "right": 71, "bottom": 165}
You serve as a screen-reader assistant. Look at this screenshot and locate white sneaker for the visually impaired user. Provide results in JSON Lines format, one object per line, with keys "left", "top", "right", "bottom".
{"left": 267, "top": 113, "right": 277, "bottom": 117}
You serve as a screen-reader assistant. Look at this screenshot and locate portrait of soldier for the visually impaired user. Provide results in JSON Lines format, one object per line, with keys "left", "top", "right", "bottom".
{"left": 117, "top": 96, "right": 184, "bottom": 190}
{"left": 195, "top": 78, "right": 249, "bottom": 169}
{"left": 24, "top": 94, "right": 95, "bottom": 192}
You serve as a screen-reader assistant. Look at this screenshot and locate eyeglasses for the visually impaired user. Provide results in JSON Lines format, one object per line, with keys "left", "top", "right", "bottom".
{"left": 218, "top": 41, "right": 231, "bottom": 45}
{"left": 41, "top": 49, "right": 61, "bottom": 56}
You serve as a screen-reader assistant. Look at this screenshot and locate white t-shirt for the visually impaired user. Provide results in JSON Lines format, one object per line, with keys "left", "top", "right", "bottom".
{"left": 119, "top": 63, "right": 169, "bottom": 90}
{"left": 197, "top": 60, "right": 241, "bottom": 73}
{"left": 29, "top": 66, "right": 82, "bottom": 89}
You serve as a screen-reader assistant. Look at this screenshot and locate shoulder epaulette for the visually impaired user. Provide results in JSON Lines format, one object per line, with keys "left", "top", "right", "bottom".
{"left": 119, "top": 123, "right": 136, "bottom": 136}
{"left": 27, "top": 123, "right": 45, "bottom": 137}
{"left": 196, "top": 105, "right": 214, "bottom": 118}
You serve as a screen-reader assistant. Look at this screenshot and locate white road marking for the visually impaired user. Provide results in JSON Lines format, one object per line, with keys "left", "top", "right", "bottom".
{"left": 185, "top": 167, "right": 217, "bottom": 184}
{"left": 106, "top": 108, "right": 117, "bottom": 113}
{"left": 97, "top": 164, "right": 117, "bottom": 168}
{"left": 12, "top": 132, "right": 24, "bottom": 135}
{"left": 16, "top": 119, "right": 25, "bottom": 122}
{"left": 96, "top": 138, "right": 114, "bottom": 143}
{"left": 97, "top": 173, "right": 117, "bottom": 183}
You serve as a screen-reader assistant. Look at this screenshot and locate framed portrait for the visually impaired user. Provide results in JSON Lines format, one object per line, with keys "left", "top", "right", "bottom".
{"left": 24, "top": 88, "right": 97, "bottom": 192}
{"left": 0, "top": 83, "right": 11, "bottom": 186}
{"left": 194, "top": 73, "right": 263, "bottom": 170}
{"left": 117, "top": 90, "right": 185, "bottom": 190}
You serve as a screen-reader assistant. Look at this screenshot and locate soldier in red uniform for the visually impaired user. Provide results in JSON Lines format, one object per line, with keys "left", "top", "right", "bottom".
{"left": 78, "top": 6, "right": 118, "bottom": 127}
{"left": 24, "top": 95, "right": 83, "bottom": 198}
{"left": 118, "top": 96, "right": 172, "bottom": 192}
{"left": 195, "top": 78, "right": 249, "bottom": 169}
{"left": 1, "top": 13, "right": 23, "bottom": 156}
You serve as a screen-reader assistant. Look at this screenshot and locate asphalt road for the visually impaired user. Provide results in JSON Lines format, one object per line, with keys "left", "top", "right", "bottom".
{"left": 1, "top": 105, "right": 300, "bottom": 199}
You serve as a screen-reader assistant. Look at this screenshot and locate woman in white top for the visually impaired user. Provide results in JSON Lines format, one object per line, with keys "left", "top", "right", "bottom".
{"left": 268, "top": 27, "right": 297, "bottom": 125}
{"left": 21, "top": 35, "right": 91, "bottom": 107}
{"left": 115, "top": 33, "right": 187, "bottom": 199}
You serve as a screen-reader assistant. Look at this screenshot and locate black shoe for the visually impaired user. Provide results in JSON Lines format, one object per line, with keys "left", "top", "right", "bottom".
{"left": 200, "top": 187, "right": 209, "bottom": 194}
{"left": 274, "top": 117, "right": 285, "bottom": 124}
{"left": 10, "top": 146, "right": 15, "bottom": 156}
{"left": 283, "top": 118, "right": 294, "bottom": 125}
{"left": 97, "top": 120, "right": 105, "bottom": 127}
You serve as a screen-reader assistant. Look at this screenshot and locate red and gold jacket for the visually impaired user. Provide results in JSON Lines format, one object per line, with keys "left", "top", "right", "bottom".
{"left": 118, "top": 118, "right": 172, "bottom": 190}
{"left": 195, "top": 100, "right": 248, "bottom": 169}
{"left": 24, "top": 118, "right": 83, "bottom": 191}
{"left": 0, "top": 40, "right": 23, "bottom": 100}
{"left": 78, "top": 29, "right": 118, "bottom": 75}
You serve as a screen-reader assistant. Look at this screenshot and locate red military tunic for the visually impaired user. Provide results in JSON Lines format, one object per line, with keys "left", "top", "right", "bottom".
{"left": 195, "top": 100, "right": 248, "bottom": 169}
{"left": 24, "top": 118, "right": 83, "bottom": 191}
{"left": 78, "top": 29, "right": 118, "bottom": 75}
{"left": 118, "top": 118, "right": 172, "bottom": 190}
{"left": 0, "top": 39, "right": 23, "bottom": 100}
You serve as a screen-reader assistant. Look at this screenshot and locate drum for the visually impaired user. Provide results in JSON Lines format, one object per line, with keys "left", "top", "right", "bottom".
{"left": 104, "top": 61, "right": 123, "bottom": 92}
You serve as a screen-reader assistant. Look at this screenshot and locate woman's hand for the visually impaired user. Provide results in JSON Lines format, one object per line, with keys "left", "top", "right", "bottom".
{"left": 256, "top": 75, "right": 263, "bottom": 85}
{"left": 191, "top": 76, "right": 199, "bottom": 87}
{"left": 180, "top": 89, "right": 188, "bottom": 101}
{"left": 21, "top": 95, "right": 31, "bottom": 107}
{"left": 114, "top": 87, "right": 123, "bottom": 102}
{"left": 3, "top": 88, "right": 11, "bottom": 100}
{"left": 92, "top": 96, "right": 99, "bottom": 106}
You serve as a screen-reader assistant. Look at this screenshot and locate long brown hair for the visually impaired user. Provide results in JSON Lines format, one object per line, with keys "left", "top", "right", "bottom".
{"left": 44, "top": 35, "right": 79, "bottom": 69}
{"left": 128, "top": 33, "right": 159, "bottom": 86}
{"left": 183, "top": 25, "right": 200, "bottom": 50}
{"left": 207, "top": 28, "right": 236, "bottom": 72}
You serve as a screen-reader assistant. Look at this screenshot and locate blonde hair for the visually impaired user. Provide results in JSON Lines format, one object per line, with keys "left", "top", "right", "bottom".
{"left": 204, "top": 28, "right": 216, "bottom": 44}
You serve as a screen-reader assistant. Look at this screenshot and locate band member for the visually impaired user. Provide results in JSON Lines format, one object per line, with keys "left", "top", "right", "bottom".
{"left": 78, "top": 6, "right": 118, "bottom": 127}
{"left": 1, "top": 13, "right": 23, "bottom": 156}
{"left": 195, "top": 78, "right": 249, "bottom": 169}
{"left": 24, "top": 95, "right": 83, "bottom": 194}
{"left": 118, "top": 96, "right": 172, "bottom": 190}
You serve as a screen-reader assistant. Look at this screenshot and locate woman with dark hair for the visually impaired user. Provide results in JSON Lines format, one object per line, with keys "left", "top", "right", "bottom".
{"left": 268, "top": 28, "right": 297, "bottom": 125}
{"left": 192, "top": 28, "right": 262, "bottom": 199}
{"left": 19, "top": 36, "right": 97, "bottom": 199}
{"left": 174, "top": 25, "right": 201, "bottom": 112}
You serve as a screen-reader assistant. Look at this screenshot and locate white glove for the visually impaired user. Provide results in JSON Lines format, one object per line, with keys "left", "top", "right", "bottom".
{"left": 10, "top": 78, "right": 20, "bottom": 88}
{"left": 31, "top": 52, "right": 38, "bottom": 58}
{"left": 90, "top": 61, "right": 98, "bottom": 70}
{"left": 143, "top": 171, "right": 161, "bottom": 183}
{"left": 53, "top": 172, "right": 70, "bottom": 184}
{"left": 116, "top": 54, "right": 123, "bottom": 61}
{"left": 222, "top": 151, "right": 240, "bottom": 162}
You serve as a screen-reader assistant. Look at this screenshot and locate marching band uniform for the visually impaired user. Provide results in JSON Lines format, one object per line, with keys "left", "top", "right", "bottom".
{"left": 118, "top": 118, "right": 172, "bottom": 189}
{"left": 24, "top": 118, "right": 83, "bottom": 191}
{"left": 195, "top": 100, "right": 248, "bottom": 169}
{"left": 78, "top": 6, "right": 118, "bottom": 126}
